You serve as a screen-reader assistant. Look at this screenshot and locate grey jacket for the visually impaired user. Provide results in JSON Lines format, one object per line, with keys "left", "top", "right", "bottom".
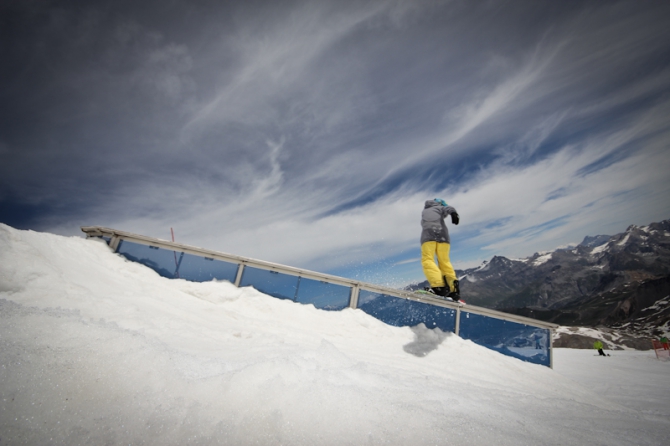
{"left": 420, "top": 200, "right": 458, "bottom": 244}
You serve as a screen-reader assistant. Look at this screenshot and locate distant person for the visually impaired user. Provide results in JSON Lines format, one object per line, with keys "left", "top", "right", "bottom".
{"left": 593, "top": 340, "right": 607, "bottom": 357}
{"left": 661, "top": 336, "right": 669, "bottom": 350}
{"left": 420, "top": 199, "right": 460, "bottom": 301}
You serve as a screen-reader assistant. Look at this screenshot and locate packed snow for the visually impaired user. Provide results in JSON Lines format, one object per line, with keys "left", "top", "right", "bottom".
{"left": 1, "top": 224, "right": 669, "bottom": 445}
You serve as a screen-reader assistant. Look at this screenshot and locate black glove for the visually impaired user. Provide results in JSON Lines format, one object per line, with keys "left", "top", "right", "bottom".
{"left": 451, "top": 213, "right": 459, "bottom": 225}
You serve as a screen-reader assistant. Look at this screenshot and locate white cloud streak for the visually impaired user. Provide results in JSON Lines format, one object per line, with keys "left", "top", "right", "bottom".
{"left": 181, "top": 2, "right": 388, "bottom": 135}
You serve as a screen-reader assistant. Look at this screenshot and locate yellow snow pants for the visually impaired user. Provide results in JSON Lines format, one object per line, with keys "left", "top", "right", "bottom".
{"left": 421, "top": 241, "right": 457, "bottom": 289}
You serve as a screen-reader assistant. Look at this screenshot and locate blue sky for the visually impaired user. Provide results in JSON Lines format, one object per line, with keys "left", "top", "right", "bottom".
{"left": 2, "top": 0, "right": 670, "bottom": 287}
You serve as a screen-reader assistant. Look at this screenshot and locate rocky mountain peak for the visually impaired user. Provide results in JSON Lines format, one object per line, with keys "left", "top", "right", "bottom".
{"left": 579, "top": 234, "right": 610, "bottom": 248}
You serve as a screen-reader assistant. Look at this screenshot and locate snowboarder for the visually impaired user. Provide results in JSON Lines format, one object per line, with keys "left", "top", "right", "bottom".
{"left": 420, "top": 199, "right": 460, "bottom": 300}
{"left": 661, "top": 336, "right": 669, "bottom": 350}
{"left": 593, "top": 340, "right": 607, "bottom": 357}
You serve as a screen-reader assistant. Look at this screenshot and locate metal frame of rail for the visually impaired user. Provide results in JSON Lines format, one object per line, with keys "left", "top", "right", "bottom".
{"left": 81, "top": 226, "right": 557, "bottom": 367}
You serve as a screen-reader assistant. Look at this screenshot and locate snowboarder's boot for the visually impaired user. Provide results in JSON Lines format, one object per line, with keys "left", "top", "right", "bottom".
{"left": 447, "top": 279, "right": 460, "bottom": 301}
{"left": 430, "top": 286, "right": 448, "bottom": 297}
{"left": 423, "top": 286, "right": 444, "bottom": 296}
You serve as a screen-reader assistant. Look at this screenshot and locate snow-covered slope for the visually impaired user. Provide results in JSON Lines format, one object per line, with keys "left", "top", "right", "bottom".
{"left": 1, "top": 224, "right": 669, "bottom": 445}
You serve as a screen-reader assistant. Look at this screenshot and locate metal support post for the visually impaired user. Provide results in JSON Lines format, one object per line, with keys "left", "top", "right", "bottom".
{"left": 234, "top": 263, "right": 245, "bottom": 287}
{"left": 454, "top": 306, "right": 461, "bottom": 336}
{"left": 109, "top": 235, "right": 121, "bottom": 252}
{"left": 549, "top": 328, "right": 554, "bottom": 369}
{"left": 349, "top": 285, "right": 360, "bottom": 309}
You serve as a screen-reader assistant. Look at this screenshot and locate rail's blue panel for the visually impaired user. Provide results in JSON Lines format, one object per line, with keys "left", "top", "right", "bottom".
{"left": 357, "top": 291, "right": 456, "bottom": 332}
{"left": 295, "top": 278, "right": 351, "bottom": 311}
{"left": 239, "top": 267, "right": 299, "bottom": 301}
{"left": 176, "top": 252, "right": 239, "bottom": 283}
{"left": 459, "top": 311, "right": 550, "bottom": 366}
{"left": 116, "top": 240, "right": 239, "bottom": 283}
{"left": 117, "top": 240, "right": 179, "bottom": 278}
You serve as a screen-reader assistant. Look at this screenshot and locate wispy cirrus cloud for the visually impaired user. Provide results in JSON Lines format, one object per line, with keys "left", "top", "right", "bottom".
{"left": 2, "top": 0, "right": 670, "bottom": 286}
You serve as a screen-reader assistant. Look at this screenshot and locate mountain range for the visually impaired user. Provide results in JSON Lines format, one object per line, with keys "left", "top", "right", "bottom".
{"left": 408, "top": 219, "right": 670, "bottom": 346}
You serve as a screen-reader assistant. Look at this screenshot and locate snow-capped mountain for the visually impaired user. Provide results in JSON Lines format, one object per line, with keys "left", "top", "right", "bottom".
{"left": 409, "top": 219, "right": 670, "bottom": 338}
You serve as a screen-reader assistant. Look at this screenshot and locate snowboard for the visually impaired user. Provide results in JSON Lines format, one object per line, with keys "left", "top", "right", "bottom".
{"left": 414, "top": 289, "right": 466, "bottom": 305}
